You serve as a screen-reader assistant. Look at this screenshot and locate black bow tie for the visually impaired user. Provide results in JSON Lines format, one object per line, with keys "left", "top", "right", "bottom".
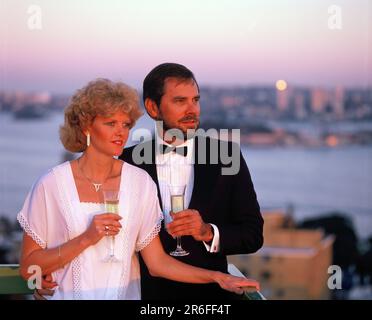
{"left": 160, "top": 144, "right": 188, "bottom": 157}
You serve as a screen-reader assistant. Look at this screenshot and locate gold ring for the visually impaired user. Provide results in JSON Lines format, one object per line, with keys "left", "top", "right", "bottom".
{"left": 105, "top": 231, "right": 109, "bottom": 236}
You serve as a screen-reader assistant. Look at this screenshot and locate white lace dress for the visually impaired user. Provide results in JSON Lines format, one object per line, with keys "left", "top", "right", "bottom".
{"left": 17, "top": 161, "right": 163, "bottom": 300}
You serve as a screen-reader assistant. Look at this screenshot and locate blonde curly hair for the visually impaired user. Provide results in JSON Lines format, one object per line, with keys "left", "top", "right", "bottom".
{"left": 60, "top": 78, "right": 143, "bottom": 153}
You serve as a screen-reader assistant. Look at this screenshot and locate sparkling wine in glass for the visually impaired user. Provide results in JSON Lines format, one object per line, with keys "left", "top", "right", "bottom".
{"left": 169, "top": 184, "right": 189, "bottom": 257}
{"left": 102, "top": 189, "right": 121, "bottom": 263}
{"left": 105, "top": 200, "right": 119, "bottom": 214}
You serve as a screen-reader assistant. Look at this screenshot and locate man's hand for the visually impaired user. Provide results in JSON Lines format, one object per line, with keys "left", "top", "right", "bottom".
{"left": 166, "top": 209, "right": 213, "bottom": 242}
{"left": 33, "top": 274, "right": 56, "bottom": 300}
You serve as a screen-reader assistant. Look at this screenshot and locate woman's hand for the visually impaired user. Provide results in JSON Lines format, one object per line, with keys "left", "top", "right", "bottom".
{"left": 214, "top": 272, "right": 260, "bottom": 295}
{"left": 83, "top": 213, "right": 122, "bottom": 246}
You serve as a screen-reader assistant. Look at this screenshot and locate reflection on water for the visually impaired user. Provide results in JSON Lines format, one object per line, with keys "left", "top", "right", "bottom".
{"left": 1, "top": 112, "right": 372, "bottom": 239}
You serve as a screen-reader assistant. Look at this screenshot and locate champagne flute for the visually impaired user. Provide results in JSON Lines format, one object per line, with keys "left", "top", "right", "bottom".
{"left": 102, "top": 189, "right": 121, "bottom": 263}
{"left": 168, "top": 184, "right": 189, "bottom": 257}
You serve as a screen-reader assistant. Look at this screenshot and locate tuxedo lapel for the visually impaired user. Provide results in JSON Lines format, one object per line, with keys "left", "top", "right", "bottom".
{"left": 131, "top": 139, "right": 164, "bottom": 211}
{"left": 146, "top": 162, "right": 164, "bottom": 210}
{"left": 189, "top": 135, "right": 212, "bottom": 216}
{"left": 147, "top": 140, "right": 164, "bottom": 211}
{"left": 189, "top": 160, "right": 204, "bottom": 210}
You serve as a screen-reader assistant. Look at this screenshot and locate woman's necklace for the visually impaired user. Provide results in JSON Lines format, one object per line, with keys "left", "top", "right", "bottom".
{"left": 77, "top": 158, "right": 114, "bottom": 192}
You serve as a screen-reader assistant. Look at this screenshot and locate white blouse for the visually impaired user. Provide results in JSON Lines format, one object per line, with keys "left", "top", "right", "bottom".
{"left": 17, "top": 161, "right": 163, "bottom": 300}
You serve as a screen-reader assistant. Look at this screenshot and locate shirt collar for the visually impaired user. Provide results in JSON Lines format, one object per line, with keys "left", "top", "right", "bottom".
{"left": 155, "top": 132, "right": 195, "bottom": 163}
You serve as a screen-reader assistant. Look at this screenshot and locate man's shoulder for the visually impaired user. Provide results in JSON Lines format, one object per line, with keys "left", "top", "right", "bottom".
{"left": 194, "top": 135, "right": 242, "bottom": 161}
{"left": 195, "top": 134, "right": 240, "bottom": 149}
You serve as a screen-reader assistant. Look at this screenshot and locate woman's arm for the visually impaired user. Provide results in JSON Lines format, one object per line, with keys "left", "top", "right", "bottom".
{"left": 19, "top": 213, "right": 122, "bottom": 280}
{"left": 140, "top": 235, "right": 259, "bottom": 294}
{"left": 20, "top": 232, "right": 90, "bottom": 279}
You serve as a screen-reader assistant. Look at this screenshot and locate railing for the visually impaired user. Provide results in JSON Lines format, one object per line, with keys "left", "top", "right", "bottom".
{"left": 0, "top": 264, "right": 265, "bottom": 299}
{"left": 227, "top": 264, "right": 266, "bottom": 300}
{"left": 0, "top": 264, "right": 33, "bottom": 295}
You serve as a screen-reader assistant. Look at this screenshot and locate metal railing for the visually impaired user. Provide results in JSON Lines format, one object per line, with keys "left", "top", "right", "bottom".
{"left": 0, "top": 264, "right": 33, "bottom": 295}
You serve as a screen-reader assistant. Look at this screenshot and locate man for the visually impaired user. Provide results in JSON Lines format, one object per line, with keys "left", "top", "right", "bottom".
{"left": 121, "top": 63, "right": 263, "bottom": 300}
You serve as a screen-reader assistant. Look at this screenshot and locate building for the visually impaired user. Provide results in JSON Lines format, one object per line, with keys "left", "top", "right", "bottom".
{"left": 276, "top": 87, "right": 290, "bottom": 112}
{"left": 333, "top": 86, "right": 345, "bottom": 117}
{"left": 228, "top": 211, "right": 335, "bottom": 299}
{"left": 311, "top": 88, "right": 329, "bottom": 114}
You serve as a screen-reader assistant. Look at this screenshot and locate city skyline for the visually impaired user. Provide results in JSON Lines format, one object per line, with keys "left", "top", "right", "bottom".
{"left": 1, "top": 0, "right": 371, "bottom": 94}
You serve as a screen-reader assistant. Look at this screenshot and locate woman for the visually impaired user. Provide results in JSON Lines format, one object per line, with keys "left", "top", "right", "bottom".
{"left": 18, "top": 78, "right": 259, "bottom": 299}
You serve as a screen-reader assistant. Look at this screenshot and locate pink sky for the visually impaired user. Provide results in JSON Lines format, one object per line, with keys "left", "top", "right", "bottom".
{"left": 1, "top": 0, "right": 371, "bottom": 93}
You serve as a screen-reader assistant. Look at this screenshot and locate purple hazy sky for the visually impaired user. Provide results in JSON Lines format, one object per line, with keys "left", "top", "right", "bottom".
{"left": 0, "top": 0, "right": 371, "bottom": 94}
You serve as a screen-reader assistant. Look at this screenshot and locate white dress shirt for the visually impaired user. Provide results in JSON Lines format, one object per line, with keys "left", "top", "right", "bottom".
{"left": 155, "top": 135, "right": 220, "bottom": 253}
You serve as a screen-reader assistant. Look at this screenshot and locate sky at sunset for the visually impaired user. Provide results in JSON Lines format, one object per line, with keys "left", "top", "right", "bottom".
{"left": 0, "top": 0, "right": 371, "bottom": 93}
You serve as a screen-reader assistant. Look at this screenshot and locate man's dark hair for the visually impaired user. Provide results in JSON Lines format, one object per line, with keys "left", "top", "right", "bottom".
{"left": 143, "top": 63, "right": 199, "bottom": 107}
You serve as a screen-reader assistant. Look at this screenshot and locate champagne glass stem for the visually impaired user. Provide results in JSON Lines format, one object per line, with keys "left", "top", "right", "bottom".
{"left": 176, "top": 236, "right": 182, "bottom": 250}
{"left": 110, "top": 236, "right": 115, "bottom": 256}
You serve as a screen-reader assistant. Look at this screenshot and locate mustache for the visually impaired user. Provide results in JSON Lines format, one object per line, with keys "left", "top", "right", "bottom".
{"left": 179, "top": 115, "right": 199, "bottom": 122}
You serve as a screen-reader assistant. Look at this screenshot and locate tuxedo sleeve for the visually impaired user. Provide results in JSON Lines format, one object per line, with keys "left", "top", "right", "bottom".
{"left": 218, "top": 149, "right": 264, "bottom": 255}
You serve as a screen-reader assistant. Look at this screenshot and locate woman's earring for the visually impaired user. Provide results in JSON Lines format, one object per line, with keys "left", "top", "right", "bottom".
{"left": 87, "top": 133, "right": 90, "bottom": 147}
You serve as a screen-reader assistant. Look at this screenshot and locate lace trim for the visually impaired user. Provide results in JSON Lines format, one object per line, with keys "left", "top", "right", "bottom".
{"left": 17, "top": 212, "right": 47, "bottom": 249}
{"left": 135, "top": 217, "right": 163, "bottom": 252}
{"left": 117, "top": 166, "right": 134, "bottom": 300}
{"left": 117, "top": 203, "right": 130, "bottom": 300}
{"left": 53, "top": 163, "right": 83, "bottom": 300}
{"left": 118, "top": 167, "right": 148, "bottom": 299}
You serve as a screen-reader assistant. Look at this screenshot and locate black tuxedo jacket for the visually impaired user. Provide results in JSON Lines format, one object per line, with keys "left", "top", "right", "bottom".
{"left": 120, "top": 135, "right": 263, "bottom": 300}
